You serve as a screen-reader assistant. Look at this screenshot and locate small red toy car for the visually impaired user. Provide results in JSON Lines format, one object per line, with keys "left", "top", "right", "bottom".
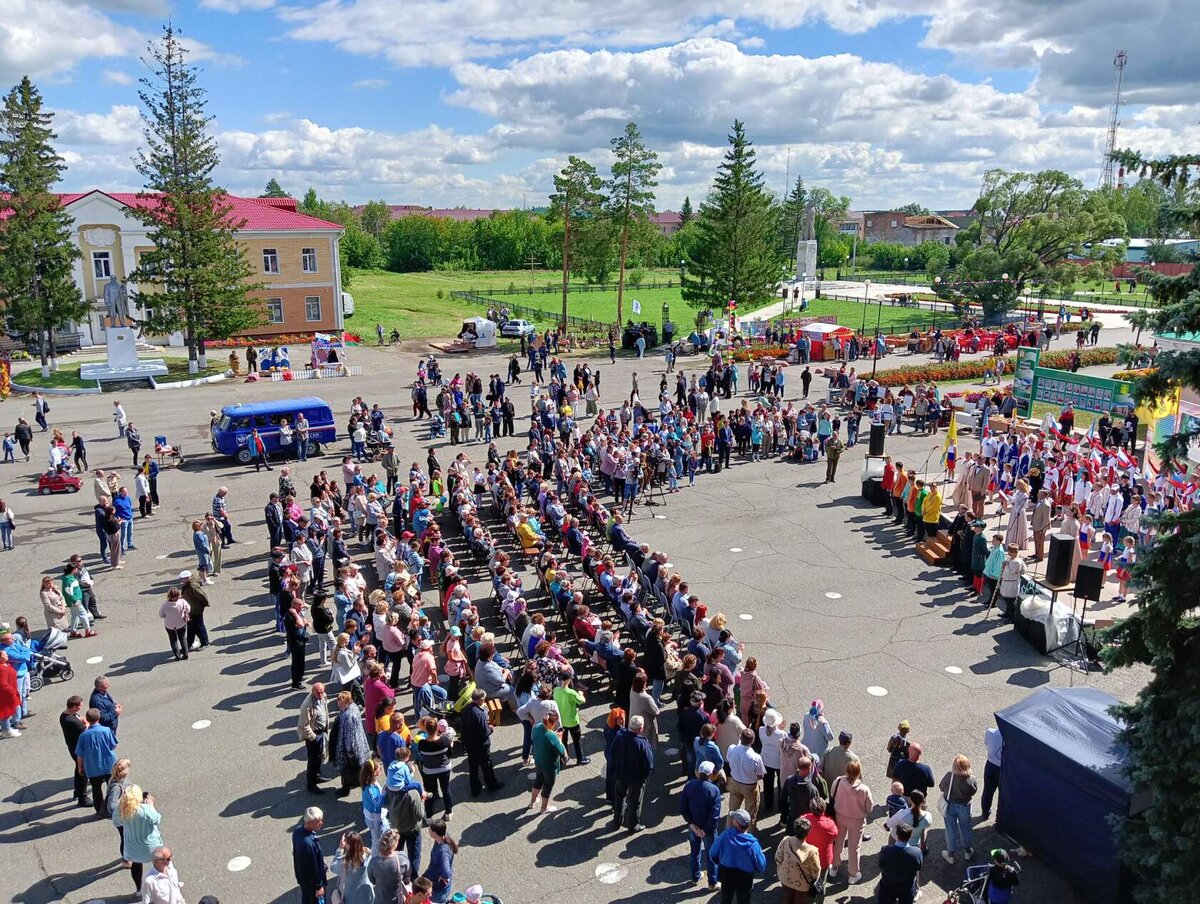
{"left": 38, "top": 471, "right": 82, "bottom": 495}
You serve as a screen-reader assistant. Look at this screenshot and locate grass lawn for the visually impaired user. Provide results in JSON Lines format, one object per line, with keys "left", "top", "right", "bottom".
{"left": 347, "top": 268, "right": 683, "bottom": 339}
{"left": 15, "top": 359, "right": 228, "bottom": 389}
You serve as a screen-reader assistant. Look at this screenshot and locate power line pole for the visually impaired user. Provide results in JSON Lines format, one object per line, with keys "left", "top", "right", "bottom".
{"left": 1099, "top": 50, "right": 1128, "bottom": 190}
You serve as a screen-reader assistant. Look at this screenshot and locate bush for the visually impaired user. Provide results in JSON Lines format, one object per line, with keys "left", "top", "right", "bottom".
{"left": 436, "top": 288, "right": 444, "bottom": 300}
{"left": 627, "top": 268, "right": 646, "bottom": 287}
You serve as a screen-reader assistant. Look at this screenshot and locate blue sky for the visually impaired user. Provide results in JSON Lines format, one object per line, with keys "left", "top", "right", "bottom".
{"left": 2, "top": 0, "right": 1195, "bottom": 210}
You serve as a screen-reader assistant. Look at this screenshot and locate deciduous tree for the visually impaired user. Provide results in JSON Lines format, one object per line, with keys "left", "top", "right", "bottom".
{"left": 549, "top": 155, "right": 604, "bottom": 326}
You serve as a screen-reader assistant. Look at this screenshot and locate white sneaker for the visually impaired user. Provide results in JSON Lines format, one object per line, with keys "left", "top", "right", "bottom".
{"left": 941, "top": 850, "right": 954, "bottom": 864}
{"left": 851, "top": 873, "right": 862, "bottom": 884}
{"left": 204, "top": 578, "right": 215, "bottom": 585}
{"left": 190, "top": 641, "right": 201, "bottom": 651}
{"left": 4, "top": 728, "right": 21, "bottom": 737}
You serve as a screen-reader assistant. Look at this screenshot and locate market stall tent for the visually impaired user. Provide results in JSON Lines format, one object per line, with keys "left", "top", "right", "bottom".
{"left": 995, "top": 687, "right": 1141, "bottom": 904}
{"left": 460, "top": 317, "right": 497, "bottom": 349}
{"left": 800, "top": 321, "right": 855, "bottom": 362}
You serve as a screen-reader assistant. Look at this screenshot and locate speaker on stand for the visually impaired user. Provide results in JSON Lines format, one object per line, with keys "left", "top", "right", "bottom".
{"left": 1045, "top": 533, "right": 1075, "bottom": 587}
{"left": 1074, "top": 561, "right": 1105, "bottom": 602}
{"left": 868, "top": 423, "right": 886, "bottom": 457}
{"left": 1046, "top": 560, "right": 1106, "bottom": 677}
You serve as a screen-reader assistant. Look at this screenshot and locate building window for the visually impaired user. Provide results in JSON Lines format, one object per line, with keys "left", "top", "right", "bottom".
{"left": 262, "top": 248, "right": 279, "bottom": 274}
{"left": 944, "top": 237, "right": 951, "bottom": 245}
{"left": 890, "top": 220, "right": 898, "bottom": 228}
{"left": 266, "top": 297, "right": 284, "bottom": 324}
{"left": 866, "top": 219, "right": 873, "bottom": 227}
{"left": 92, "top": 251, "right": 112, "bottom": 280}
{"left": 301, "top": 247, "right": 318, "bottom": 273}
{"left": 304, "top": 295, "right": 322, "bottom": 322}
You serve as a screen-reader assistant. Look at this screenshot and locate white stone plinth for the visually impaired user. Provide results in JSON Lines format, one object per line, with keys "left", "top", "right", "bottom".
{"left": 105, "top": 327, "right": 140, "bottom": 368}
{"left": 796, "top": 240, "right": 818, "bottom": 282}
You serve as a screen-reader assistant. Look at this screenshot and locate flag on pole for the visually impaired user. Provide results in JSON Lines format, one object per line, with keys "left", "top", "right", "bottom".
{"left": 940, "top": 411, "right": 958, "bottom": 467}
{"left": 631, "top": 299, "right": 641, "bottom": 315}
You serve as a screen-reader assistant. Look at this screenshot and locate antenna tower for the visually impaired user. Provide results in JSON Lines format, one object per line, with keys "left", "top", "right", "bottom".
{"left": 1099, "top": 50, "right": 1128, "bottom": 189}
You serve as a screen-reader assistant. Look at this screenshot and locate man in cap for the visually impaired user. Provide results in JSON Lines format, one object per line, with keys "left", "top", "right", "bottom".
{"left": 709, "top": 808, "right": 767, "bottom": 904}
{"left": 821, "top": 730, "right": 859, "bottom": 784}
{"left": 681, "top": 760, "right": 722, "bottom": 889}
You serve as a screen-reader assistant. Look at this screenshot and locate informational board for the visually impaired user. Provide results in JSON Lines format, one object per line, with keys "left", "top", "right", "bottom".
{"left": 1012, "top": 346, "right": 1040, "bottom": 417}
{"left": 1032, "top": 369, "right": 1134, "bottom": 417}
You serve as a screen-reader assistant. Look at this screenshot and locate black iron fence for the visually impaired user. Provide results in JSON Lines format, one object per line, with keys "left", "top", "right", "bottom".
{"left": 466, "top": 278, "right": 678, "bottom": 297}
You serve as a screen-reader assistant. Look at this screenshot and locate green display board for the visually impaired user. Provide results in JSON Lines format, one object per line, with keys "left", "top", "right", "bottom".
{"left": 1023, "top": 347, "right": 1135, "bottom": 420}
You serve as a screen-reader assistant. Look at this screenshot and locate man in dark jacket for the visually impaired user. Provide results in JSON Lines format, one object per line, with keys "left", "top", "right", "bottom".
{"left": 679, "top": 691, "right": 710, "bottom": 776}
{"left": 89, "top": 675, "right": 121, "bottom": 736}
{"left": 60, "top": 694, "right": 89, "bottom": 807}
{"left": 180, "top": 571, "right": 211, "bottom": 651}
{"left": 780, "top": 756, "right": 828, "bottom": 835}
{"left": 893, "top": 743, "right": 935, "bottom": 797}
{"left": 877, "top": 823, "right": 923, "bottom": 904}
{"left": 681, "top": 761, "right": 722, "bottom": 888}
{"left": 292, "top": 807, "right": 327, "bottom": 904}
{"left": 265, "top": 494, "right": 284, "bottom": 547}
{"left": 460, "top": 688, "right": 504, "bottom": 796}
{"left": 610, "top": 716, "right": 655, "bottom": 831}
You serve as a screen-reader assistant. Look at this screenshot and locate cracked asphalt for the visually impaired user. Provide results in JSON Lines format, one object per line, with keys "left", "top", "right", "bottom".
{"left": 0, "top": 340, "right": 1146, "bottom": 904}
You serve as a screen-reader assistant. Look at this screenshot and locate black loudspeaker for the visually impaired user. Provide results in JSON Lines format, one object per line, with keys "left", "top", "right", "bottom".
{"left": 868, "top": 423, "right": 886, "bottom": 456}
{"left": 1045, "top": 533, "right": 1075, "bottom": 587}
{"left": 1074, "top": 560, "right": 1105, "bottom": 601}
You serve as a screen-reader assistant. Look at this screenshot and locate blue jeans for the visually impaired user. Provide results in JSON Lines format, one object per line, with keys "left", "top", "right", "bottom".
{"left": 0, "top": 522, "right": 12, "bottom": 548}
{"left": 651, "top": 678, "right": 664, "bottom": 705}
{"left": 688, "top": 828, "right": 718, "bottom": 885}
{"left": 120, "top": 518, "right": 134, "bottom": 550}
{"left": 295, "top": 438, "right": 307, "bottom": 461}
{"left": 16, "top": 672, "right": 29, "bottom": 720}
{"left": 945, "top": 800, "right": 972, "bottom": 853}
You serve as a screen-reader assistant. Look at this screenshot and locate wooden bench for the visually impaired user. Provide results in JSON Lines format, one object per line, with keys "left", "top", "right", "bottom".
{"left": 486, "top": 697, "right": 504, "bottom": 727}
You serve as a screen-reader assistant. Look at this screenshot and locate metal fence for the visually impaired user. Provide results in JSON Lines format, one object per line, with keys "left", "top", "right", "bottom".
{"left": 465, "top": 278, "right": 678, "bottom": 297}
{"left": 842, "top": 271, "right": 1157, "bottom": 309}
{"left": 450, "top": 290, "right": 618, "bottom": 335}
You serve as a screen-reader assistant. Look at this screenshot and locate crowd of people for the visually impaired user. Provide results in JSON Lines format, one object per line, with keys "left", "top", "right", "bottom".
{"left": 0, "top": 337, "right": 1083, "bottom": 904}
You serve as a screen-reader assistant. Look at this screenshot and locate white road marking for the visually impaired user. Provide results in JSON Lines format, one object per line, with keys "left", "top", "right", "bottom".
{"left": 944, "top": 666, "right": 964, "bottom": 675}
{"left": 86, "top": 656, "right": 104, "bottom": 665}
{"left": 227, "top": 856, "right": 251, "bottom": 872}
{"left": 192, "top": 720, "right": 212, "bottom": 730}
{"left": 729, "top": 547, "right": 743, "bottom": 553}
{"left": 867, "top": 686, "right": 889, "bottom": 697}
{"left": 825, "top": 592, "right": 843, "bottom": 600}
{"left": 595, "top": 863, "right": 629, "bottom": 884}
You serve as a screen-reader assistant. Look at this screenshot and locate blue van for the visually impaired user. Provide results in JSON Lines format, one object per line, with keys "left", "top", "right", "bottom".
{"left": 210, "top": 397, "right": 337, "bottom": 463}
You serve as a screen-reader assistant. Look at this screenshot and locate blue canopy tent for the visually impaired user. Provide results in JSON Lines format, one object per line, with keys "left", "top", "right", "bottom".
{"left": 995, "top": 687, "right": 1138, "bottom": 904}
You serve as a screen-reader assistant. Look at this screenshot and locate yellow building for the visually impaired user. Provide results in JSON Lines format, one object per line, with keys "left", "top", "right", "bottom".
{"left": 57, "top": 190, "right": 344, "bottom": 346}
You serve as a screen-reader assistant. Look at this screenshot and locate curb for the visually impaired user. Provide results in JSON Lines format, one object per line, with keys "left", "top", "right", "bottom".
{"left": 10, "top": 370, "right": 231, "bottom": 395}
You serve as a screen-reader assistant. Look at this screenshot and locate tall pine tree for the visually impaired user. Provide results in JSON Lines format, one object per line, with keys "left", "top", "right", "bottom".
{"left": 0, "top": 77, "right": 88, "bottom": 378}
{"left": 780, "top": 174, "right": 807, "bottom": 266}
{"left": 260, "top": 178, "right": 289, "bottom": 198}
{"left": 131, "top": 25, "right": 261, "bottom": 372}
{"left": 1101, "top": 148, "right": 1200, "bottom": 904}
{"left": 606, "top": 121, "right": 660, "bottom": 327}
{"left": 681, "top": 121, "right": 783, "bottom": 314}
{"left": 549, "top": 156, "right": 604, "bottom": 328}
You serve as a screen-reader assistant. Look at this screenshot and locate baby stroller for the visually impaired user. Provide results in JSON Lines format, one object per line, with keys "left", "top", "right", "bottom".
{"left": 29, "top": 628, "right": 74, "bottom": 692}
{"left": 428, "top": 414, "right": 446, "bottom": 440}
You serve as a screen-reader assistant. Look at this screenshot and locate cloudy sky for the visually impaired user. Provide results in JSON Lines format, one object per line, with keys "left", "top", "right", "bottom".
{"left": 3, "top": 0, "right": 1196, "bottom": 211}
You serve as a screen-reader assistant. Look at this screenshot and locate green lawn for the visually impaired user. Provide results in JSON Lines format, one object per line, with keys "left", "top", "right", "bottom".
{"left": 345, "top": 267, "right": 963, "bottom": 340}
{"left": 347, "top": 268, "right": 684, "bottom": 339}
{"left": 15, "top": 359, "right": 228, "bottom": 389}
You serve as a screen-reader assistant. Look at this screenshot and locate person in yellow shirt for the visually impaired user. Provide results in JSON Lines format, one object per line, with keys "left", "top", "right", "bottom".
{"left": 515, "top": 514, "right": 544, "bottom": 551}
{"left": 919, "top": 484, "right": 943, "bottom": 543}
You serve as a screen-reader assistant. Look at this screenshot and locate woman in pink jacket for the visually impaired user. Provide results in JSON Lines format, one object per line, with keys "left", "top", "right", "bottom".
{"left": 829, "top": 759, "right": 875, "bottom": 884}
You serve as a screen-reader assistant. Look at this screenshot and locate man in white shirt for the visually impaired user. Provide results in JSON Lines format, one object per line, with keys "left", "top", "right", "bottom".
{"left": 141, "top": 846, "right": 185, "bottom": 904}
{"left": 726, "top": 728, "right": 766, "bottom": 829}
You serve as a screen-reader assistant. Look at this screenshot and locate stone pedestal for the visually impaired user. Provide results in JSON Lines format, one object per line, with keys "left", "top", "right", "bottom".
{"left": 80, "top": 325, "right": 168, "bottom": 384}
{"left": 796, "top": 240, "right": 818, "bottom": 282}
{"left": 105, "top": 327, "right": 140, "bottom": 368}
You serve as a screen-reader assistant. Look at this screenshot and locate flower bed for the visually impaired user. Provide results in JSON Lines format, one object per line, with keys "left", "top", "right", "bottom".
{"left": 873, "top": 347, "right": 1119, "bottom": 387}
{"left": 729, "top": 345, "right": 792, "bottom": 362}
{"left": 1112, "top": 367, "right": 1155, "bottom": 381}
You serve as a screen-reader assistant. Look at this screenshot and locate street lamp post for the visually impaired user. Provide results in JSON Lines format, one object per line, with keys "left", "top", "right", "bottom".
{"left": 800, "top": 271, "right": 807, "bottom": 312}
{"left": 860, "top": 278, "right": 871, "bottom": 334}
{"left": 871, "top": 284, "right": 884, "bottom": 379}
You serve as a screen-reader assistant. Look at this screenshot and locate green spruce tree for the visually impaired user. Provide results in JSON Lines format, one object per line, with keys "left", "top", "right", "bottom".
{"left": 606, "top": 122, "right": 660, "bottom": 327}
{"left": 0, "top": 77, "right": 88, "bottom": 378}
{"left": 681, "top": 121, "right": 784, "bottom": 314}
{"left": 260, "top": 178, "right": 289, "bottom": 198}
{"left": 780, "top": 174, "right": 807, "bottom": 265}
{"left": 549, "top": 156, "right": 604, "bottom": 328}
{"left": 679, "top": 195, "right": 694, "bottom": 226}
{"left": 1102, "top": 148, "right": 1200, "bottom": 904}
{"left": 130, "top": 25, "right": 263, "bottom": 372}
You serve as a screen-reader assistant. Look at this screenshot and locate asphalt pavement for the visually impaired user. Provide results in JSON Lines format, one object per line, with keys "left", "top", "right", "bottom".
{"left": 0, "top": 338, "right": 1146, "bottom": 904}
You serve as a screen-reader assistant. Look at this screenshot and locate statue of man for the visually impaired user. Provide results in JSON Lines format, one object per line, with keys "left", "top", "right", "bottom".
{"left": 803, "top": 205, "right": 816, "bottom": 242}
{"left": 102, "top": 276, "right": 133, "bottom": 327}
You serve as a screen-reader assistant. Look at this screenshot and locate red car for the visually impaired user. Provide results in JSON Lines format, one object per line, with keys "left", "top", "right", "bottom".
{"left": 38, "top": 471, "right": 83, "bottom": 495}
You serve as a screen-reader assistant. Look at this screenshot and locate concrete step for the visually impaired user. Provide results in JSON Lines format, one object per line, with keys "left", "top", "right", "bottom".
{"left": 916, "top": 536, "right": 952, "bottom": 565}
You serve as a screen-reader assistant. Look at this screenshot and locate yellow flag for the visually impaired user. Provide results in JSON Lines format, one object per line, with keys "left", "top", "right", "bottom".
{"left": 940, "top": 410, "right": 957, "bottom": 467}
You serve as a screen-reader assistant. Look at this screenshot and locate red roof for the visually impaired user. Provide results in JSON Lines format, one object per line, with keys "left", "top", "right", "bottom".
{"left": 1, "top": 190, "right": 341, "bottom": 231}
{"left": 651, "top": 211, "right": 682, "bottom": 227}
